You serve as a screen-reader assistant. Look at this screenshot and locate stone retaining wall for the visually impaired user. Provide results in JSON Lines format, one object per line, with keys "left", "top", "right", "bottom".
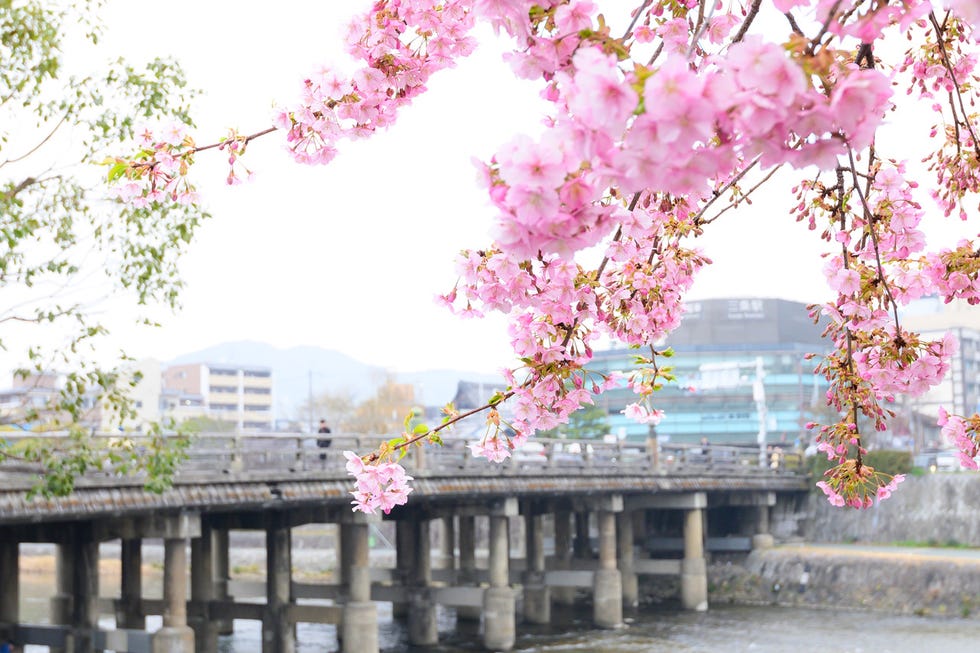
{"left": 809, "top": 474, "right": 980, "bottom": 545}
{"left": 708, "top": 546, "right": 980, "bottom": 618}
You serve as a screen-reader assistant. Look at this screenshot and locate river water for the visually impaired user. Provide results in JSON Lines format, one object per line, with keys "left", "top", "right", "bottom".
{"left": 18, "top": 560, "right": 980, "bottom": 653}
{"left": 250, "top": 604, "right": 980, "bottom": 653}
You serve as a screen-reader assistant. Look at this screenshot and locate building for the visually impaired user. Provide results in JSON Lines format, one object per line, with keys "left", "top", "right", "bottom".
{"left": 587, "top": 298, "right": 830, "bottom": 445}
{"left": 0, "top": 372, "right": 75, "bottom": 428}
{"left": 899, "top": 296, "right": 980, "bottom": 448}
{"left": 162, "top": 363, "right": 274, "bottom": 431}
{"left": 0, "top": 364, "right": 156, "bottom": 432}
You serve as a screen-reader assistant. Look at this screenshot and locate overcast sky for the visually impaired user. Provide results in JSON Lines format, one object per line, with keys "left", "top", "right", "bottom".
{"left": 6, "top": 1, "right": 973, "bottom": 379}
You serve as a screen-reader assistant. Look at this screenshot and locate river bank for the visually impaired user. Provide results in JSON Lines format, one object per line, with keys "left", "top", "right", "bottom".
{"left": 706, "top": 544, "right": 980, "bottom": 618}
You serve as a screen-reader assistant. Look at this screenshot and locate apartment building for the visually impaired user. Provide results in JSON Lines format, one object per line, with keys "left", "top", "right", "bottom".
{"left": 162, "top": 362, "right": 274, "bottom": 431}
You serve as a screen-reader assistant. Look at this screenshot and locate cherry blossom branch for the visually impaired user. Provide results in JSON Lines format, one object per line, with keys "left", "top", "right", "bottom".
{"left": 692, "top": 155, "right": 763, "bottom": 226}
{"left": 928, "top": 11, "right": 980, "bottom": 159}
{"left": 363, "top": 390, "right": 515, "bottom": 463}
{"left": 732, "top": 0, "right": 763, "bottom": 44}
{"left": 843, "top": 147, "right": 902, "bottom": 336}
{"left": 699, "top": 163, "right": 782, "bottom": 226}
{"left": 784, "top": 11, "right": 805, "bottom": 37}
{"left": 806, "top": 0, "right": 844, "bottom": 56}
{"left": 623, "top": 0, "right": 653, "bottom": 41}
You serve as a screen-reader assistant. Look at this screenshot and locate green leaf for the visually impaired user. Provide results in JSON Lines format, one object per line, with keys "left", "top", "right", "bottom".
{"left": 106, "top": 161, "right": 128, "bottom": 182}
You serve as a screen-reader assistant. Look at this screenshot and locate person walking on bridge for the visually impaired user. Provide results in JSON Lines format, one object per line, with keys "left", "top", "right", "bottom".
{"left": 317, "top": 419, "right": 332, "bottom": 463}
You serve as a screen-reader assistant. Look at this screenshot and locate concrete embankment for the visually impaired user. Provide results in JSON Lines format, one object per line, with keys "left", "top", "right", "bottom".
{"left": 709, "top": 545, "right": 980, "bottom": 618}
{"left": 809, "top": 474, "right": 980, "bottom": 545}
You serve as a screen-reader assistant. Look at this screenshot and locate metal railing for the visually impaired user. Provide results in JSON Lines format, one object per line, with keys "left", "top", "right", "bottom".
{"left": 0, "top": 430, "right": 804, "bottom": 489}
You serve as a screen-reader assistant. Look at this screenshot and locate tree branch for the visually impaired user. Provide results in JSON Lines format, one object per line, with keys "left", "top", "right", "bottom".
{"left": 732, "top": 0, "right": 763, "bottom": 44}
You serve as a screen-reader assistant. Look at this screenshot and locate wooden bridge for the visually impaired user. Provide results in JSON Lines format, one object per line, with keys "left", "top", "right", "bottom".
{"left": 0, "top": 432, "right": 811, "bottom": 653}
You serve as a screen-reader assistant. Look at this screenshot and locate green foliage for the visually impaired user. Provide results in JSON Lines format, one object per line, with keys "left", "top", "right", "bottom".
{"left": 178, "top": 416, "right": 236, "bottom": 434}
{"left": 1, "top": 422, "right": 190, "bottom": 499}
{"left": 808, "top": 449, "right": 912, "bottom": 481}
{"left": 541, "top": 403, "right": 609, "bottom": 440}
{"left": 0, "top": 1, "right": 205, "bottom": 494}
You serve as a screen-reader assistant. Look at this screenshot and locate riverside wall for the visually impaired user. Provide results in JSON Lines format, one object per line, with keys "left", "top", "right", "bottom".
{"left": 808, "top": 473, "right": 980, "bottom": 545}
{"left": 702, "top": 473, "right": 980, "bottom": 618}
{"left": 708, "top": 546, "right": 980, "bottom": 618}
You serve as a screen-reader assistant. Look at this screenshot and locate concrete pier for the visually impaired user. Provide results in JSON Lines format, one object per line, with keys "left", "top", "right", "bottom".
{"left": 119, "top": 539, "right": 145, "bottom": 631}
{"left": 212, "top": 529, "right": 233, "bottom": 636}
{"left": 0, "top": 540, "right": 17, "bottom": 643}
{"left": 483, "top": 499, "right": 516, "bottom": 652}
{"left": 190, "top": 529, "right": 216, "bottom": 653}
{"left": 593, "top": 498, "right": 623, "bottom": 629}
{"left": 681, "top": 503, "right": 709, "bottom": 612}
{"left": 522, "top": 508, "right": 549, "bottom": 625}
{"left": 456, "top": 514, "right": 481, "bottom": 621}
{"left": 341, "top": 512, "right": 379, "bottom": 653}
{"left": 264, "top": 520, "right": 293, "bottom": 653}
{"left": 407, "top": 517, "right": 437, "bottom": 646}
{"left": 617, "top": 512, "right": 638, "bottom": 609}
{"left": 551, "top": 511, "right": 575, "bottom": 605}
{"left": 393, "top": 519, "right": 413, "bottom": 619}
{"left": 154, "top": 536, "right": 194, "bottom": 653}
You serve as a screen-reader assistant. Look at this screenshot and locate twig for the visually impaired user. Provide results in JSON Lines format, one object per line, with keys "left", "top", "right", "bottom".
{"left": 928, "top": 11, "right": 980, "bottom": 159}
{"left": 700, "top": 163, "right": 783, "bottom": 225}
{"left": 733, "top": 0, "right": 763, "bottom": 44}
{"left": 692, "top": 155, "right": 763, "bottom": 225}
{"left": 365, "top": 390, "right": 516, "bottom": 461}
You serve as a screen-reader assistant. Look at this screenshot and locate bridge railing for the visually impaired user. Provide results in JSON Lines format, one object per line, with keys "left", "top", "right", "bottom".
{"left": 0, "top": 430, "right": 805, "bottom": 489}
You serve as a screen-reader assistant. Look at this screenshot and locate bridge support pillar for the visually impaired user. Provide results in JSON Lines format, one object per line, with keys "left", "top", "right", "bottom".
{"left": 681, "top": 506, "right": 708, "bottom": 612}
{"left": 0, "top": 539, "right": 18, "bottom": 644}
{"left": 341, "top": 512, "right": 378, "bottom": 653}
{"left": 456, "top": 515, "right": 481, "bottom": 621}
{"left": 436, "top": 515, "right": 456, "bottom": 572}
{"left": 213, "top": 529, "right": 233, "bottom": 636}
{"left": 617, "top": 511, "right": 638, "bottom": 609}
{"left": 118, "top": 538, "right": 145, "bottom": 631}
{"left": 263, "top": 520, "right": 294, "bottom": 653}
{"left": 593, "top": 498, "right": 622, "bottom": 629}
{"left": 393, "top": 520, "right": 413, "bottom": 619}
{"left": 573, "top": 511, "right": 592, "bottom": 559}
{"left": 154, "top": 536, "right": 195, "bottom": 653}
{"left": 522, "top": 510, "right": 549, "bottom": 625}
{"left": 50, "top": 543, "right": 72, "bottom": 653}
{"left": 190, "top": 526, "right": 218, "bottom": 653}
{"left": 752, "top": 505, "right": 774, "bottom": 550}
{"left": 51, "top": 527, "right": 98, "bottom": 653}
{"left": 483, "top": 498, "right": 516, "bottom": 652}
{"left": 552, "top": 511, "right": 574, "bottom": 605}
{"left": 408, "top": 517, "right": 437, "bottom": 646}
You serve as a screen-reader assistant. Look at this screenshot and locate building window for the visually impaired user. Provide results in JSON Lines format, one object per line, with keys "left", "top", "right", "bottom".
{"left": 243, "top": 370, "right": 271, "bottom": 378}
{"left": 243, "top": 387, "right": 271, "bottom": 395}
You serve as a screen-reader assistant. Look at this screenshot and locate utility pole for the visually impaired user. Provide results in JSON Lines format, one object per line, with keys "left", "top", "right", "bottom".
{"left": 753, "top": 357, "right": 768, "bottom": 468}
{"left": 308, "top": 370, "right": 314, "bottom": 434}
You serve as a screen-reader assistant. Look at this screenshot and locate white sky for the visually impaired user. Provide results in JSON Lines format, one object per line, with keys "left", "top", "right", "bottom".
{"left": 4, "top": 1, "right": 975, "bottom": 379}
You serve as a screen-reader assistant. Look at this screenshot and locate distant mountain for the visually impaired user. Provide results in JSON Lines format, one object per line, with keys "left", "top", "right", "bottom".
{"left": 167, "top": 340, "right": 502, "bottom": 418}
